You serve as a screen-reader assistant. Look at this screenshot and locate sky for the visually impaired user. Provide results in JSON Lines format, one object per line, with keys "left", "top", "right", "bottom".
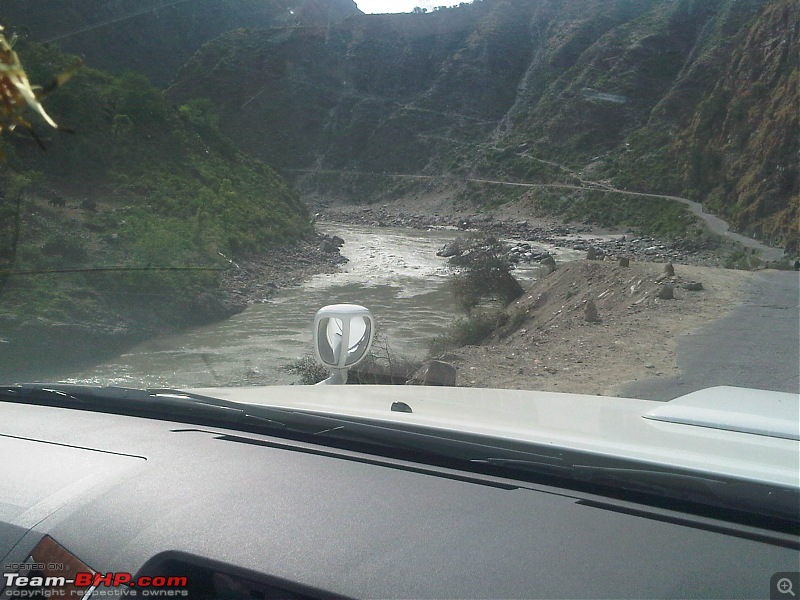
{"left": 355, "top": 1, "right": 469, "bottom": 14}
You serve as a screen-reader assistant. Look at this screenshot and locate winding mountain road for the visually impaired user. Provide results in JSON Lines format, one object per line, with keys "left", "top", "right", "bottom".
{"left": 466, "top": 177, "right": 785, "bottom": 262}
{"left": 293, "top": 167, "right": 786, "bottom": 262}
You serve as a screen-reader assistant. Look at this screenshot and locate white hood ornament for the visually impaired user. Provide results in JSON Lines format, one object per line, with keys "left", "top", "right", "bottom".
{"left": 313, "top": 304, "right": 374, "bottom": 385}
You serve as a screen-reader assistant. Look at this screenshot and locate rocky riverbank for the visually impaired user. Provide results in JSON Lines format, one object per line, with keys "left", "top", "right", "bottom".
{"left": 316, "top": 203, "right": 729, "bottom": 267}
{"left": 218, "top": 233, "right": 347, "bottom": 307}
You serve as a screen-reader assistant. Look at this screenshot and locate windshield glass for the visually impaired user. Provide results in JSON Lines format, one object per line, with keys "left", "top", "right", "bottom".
{"left": 0, "top": 0, "right": 797, "bottom": 401}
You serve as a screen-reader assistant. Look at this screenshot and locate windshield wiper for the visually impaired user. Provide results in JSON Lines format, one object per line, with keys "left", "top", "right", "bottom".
{"left": 0, "top": 384, "right": 292, "bottom": 431}
{"left": 0, "top": 383, "right": 569, "bottom": 467}
{"left": 469, "top": 457, "right": 570, "bottom": 478}
{"left": 473, "top": 457, "right": 799, "bottom": 523}
{"left": 468, "top": 457, "right": 735, "bottom": 496}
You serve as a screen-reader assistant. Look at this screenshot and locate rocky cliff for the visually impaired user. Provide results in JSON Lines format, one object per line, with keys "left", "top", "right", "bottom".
{"left": 165, "top": 0, "right": 798, "bottom": 250}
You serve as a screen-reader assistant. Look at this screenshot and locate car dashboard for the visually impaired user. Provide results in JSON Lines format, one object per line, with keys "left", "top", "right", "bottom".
{"left": 1, "top": 389, "right": 799, "bottom": 599}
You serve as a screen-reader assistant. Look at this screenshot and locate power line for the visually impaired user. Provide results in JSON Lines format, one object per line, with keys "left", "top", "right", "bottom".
{"left": 42, "top": 0, "right": 194, "bottom": 43}
{"left": 1, "top": 266, "right": 222, "bottom": 277}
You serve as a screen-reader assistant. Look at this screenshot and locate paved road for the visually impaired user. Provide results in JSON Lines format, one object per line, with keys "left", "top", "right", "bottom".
{"left": 619, "top": 270, "right": 800, "bottom": 401}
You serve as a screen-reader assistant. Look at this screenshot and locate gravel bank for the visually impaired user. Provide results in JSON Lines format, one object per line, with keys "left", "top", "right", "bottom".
{"left": 316, "top": 203, "right": 728, "bottom": 267}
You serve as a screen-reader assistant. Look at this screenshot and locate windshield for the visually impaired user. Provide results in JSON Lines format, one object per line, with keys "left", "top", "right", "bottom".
{"left": 0, "top": 0, "right": 797, "bottom": 400}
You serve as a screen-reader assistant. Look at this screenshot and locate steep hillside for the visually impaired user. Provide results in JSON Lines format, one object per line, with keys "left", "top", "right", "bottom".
{"left": 0, "top": 0, "right": 360, "bottom": 86}
{"left": 166, "top": 0, "right": 798, "bottom": 250}
{"left": 167, "top": 3, "right": 501, "bottom": 173}
{"left": 0, "top": 42, "right": 316, "bottom": 377}
{"left": 672, "top": 0, "right": 798, "bottom": 247}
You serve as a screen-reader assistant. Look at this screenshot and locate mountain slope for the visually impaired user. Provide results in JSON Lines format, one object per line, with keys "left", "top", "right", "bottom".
{"left": 671, "top": 0, "right": 798, "bottom": 246}
{"left": 166, "top": 0, "right": 798, "bottom": 250}
{"left": 0, "top": 41, "right": 316, "bottom": 377}
{"left": 0, "top": 0, "right": 361, "bottom": 86}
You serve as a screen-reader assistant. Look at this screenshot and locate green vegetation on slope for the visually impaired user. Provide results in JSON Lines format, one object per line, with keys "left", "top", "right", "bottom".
{"left": 533, "top": 189, "right": 702, "bottom": 240}
{"left": 604, "top": 0, "right": 799, "bottom": 251}
{"left": 165, "top": 0, "right": 797, "bottom": 251}
{"left": 0, "top": 42, "right": 314, "bottom": 377}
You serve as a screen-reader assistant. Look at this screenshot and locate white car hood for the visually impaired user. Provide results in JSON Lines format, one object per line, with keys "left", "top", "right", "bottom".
{"left": 186, "top": 384, "right": 800, "bottom": 489}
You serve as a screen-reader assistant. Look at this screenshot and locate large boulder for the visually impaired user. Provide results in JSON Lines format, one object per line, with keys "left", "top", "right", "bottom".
{"left": 414, "top": 360, "right": 457, "bottom": 386}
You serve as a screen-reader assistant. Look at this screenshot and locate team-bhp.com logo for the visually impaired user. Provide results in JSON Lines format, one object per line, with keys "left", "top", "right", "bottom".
{"left": 3, "top": 572, "right": 188, "bottom": 597}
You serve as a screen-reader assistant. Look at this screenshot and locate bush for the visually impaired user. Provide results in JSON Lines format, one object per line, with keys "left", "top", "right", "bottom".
{"left": 285, "top": 355, "right": 329, "bottom": 385}
{"left": 41, "top": 235, "right": 88, "bottom": 263}
{"left": 448, "top": 235, "right": 523, "bottom": 311}
{"left": 285, "top": 336, "right": 422, "bottom": 385}
{"left": 724, "top": 249, "right": 763, "bottom": 271}
{"left": 350, "top": 335, "right": 422, "bottom": 384}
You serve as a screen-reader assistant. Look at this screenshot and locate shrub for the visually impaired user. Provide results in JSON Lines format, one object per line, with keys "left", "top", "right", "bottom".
{"left": 724, "top": 249, "right": 763, "bottom": 271}
{"left": 448, "top": 235, "right": 523, "bottom": 311}
{"left": 350, "top": 335, "right": 422, "bottom": 384}
{"left": 41, "top": 235, "right": 88, "bottom": 263}
{"left": 285, "top": 335, "right": 421, "bottom": 385}
{"left": 285, "top": 355, "right": 329, "bottom": 385}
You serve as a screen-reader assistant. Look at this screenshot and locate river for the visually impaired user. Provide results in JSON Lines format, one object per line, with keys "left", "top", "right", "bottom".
{"left": 64, "top": 223, "right": 587, "bottom": 388}
{"left": 56, "top": 218, "right": 792, "bottom": 391}
{"left": 65, "top": 223, "right": 584, "bottom": 388}
{"left": 63, "top": 225, "right": 485, "bottom": 387}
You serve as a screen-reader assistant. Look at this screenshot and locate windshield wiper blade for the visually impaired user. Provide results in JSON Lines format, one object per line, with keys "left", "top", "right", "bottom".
{"left": 469, "top": 457, "right": 570, "bottom": 478}
{"left": 0, "top": 384, "right": 371, "bottom": 436}
{"left": 152, "top": 388, "right": 365, "bottom": 434}
{"left": 0, "top": 384, "right": 288, "bottom": 429}
{"left": 467, "top": 458, "right": 799, "bottom": 522}
{"left": 0, "top": 385, "right": 568, "bottom": 467}
{"left": 574, "top": 464, "right": 799, "bottom": 522}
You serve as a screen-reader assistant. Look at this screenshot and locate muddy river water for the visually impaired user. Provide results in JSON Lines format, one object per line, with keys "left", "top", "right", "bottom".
{"left": 69, "top": 223, "right": 581, "bottom": 387}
